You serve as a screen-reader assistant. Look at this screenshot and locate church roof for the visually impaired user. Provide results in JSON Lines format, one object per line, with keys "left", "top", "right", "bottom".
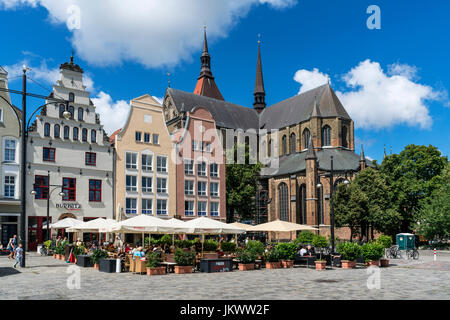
{"left": 60, "top": 55, "right": 84, "bottom": 73}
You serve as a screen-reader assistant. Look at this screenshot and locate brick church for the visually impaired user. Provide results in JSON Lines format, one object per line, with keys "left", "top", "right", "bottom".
{"left": 162, "top": 29, "right": 372, "bottom": 239}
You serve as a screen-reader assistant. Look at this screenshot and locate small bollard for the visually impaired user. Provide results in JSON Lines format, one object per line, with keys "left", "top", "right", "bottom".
{"left": 434, "top": 248, "right": 437, "bottom": 261}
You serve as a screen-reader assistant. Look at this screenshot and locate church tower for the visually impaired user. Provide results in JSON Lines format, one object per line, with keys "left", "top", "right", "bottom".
{"left": 193, "top": 26, "right": 224, "bottom": 100}
{"left": 253, "top": 38, "right": 266, "bottom": 113}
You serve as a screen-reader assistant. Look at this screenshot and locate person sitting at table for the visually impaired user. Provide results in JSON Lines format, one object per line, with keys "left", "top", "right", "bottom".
{"left": 133, "top": 247, "right": 145, "bottom": 260}
{"left": 297, "top": 246, "right": 307, "bottom": 256}
{"left": 117, "top": 248, "right": 126, "bottom": 258}
{"left": 124, "top": 243, "right": 132, "bottom": 254}
{"left": 306, "top": 245, "right": 315, "bottom": 256}
{"left": 75, "top": 238, "right": 83, "bottom": 247}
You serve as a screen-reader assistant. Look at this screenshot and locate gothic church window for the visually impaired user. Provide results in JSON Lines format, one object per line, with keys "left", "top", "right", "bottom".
{"left": 278, "top": 182, "right": 289, "bottom": 221}
{"left": 322, "top": 125, "right": 331, "bottom": 147}
{"left": 342, "top": 126, "right": 348, "bottom": 148}
{"left": 302, "top": 128, "right": 310, "bottom": 150}
{"left": 290, "top": 133, "right": 296, "bottom": 154}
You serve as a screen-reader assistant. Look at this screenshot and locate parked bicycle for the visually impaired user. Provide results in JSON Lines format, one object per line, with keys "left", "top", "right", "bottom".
{"left": 406, "top": 248, "right": 419, "bottom": 260}
{"left": 39, "top": 245, "right": 48, "bottom": 256}
{"left": 386, "top": 245, "right": 403, "bottom": 259}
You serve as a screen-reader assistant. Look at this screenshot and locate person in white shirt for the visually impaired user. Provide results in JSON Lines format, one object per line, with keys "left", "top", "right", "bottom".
{"left": 298, "top": 246, "right": 307, "bottom": 256}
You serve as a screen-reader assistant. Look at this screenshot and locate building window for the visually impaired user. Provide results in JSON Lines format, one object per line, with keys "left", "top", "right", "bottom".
{"left": 318, "top": 184, "right": 324, "bottom": 224}
{"left": 4, "top": 139, "right": 16, "bottom": 162}
{"left": 142, "top": 199, "right": 152, "bottom": 215}
{"left": 322, "top": 125, "right": 331, "bottom": 146}
{"left": 156, "top": 199, "right": 167, "bottom": 215}
{"left": 64, "top": 126, "right": 70, "bottom": 139}
{"left": 299, "top": 184, "right": 307, "bottom": 224}
{"left": 43, "top": 147, "right": 55, "bottom": 162}
{"left": 198, "top": 181, "right": 207, "bottom": 196}
{"left": 192, "top": 140, "right": 198, "bottom": 151}
{"left": 342, "top": 126, "right": 348, "bottom": 148}
{"left": 210, "top": 163, "right": 218, "bottom": 177}
{"left": 82, "top": 128, "right": 88, "bottom": 142}
{"left": 126, "top": 175, "right": 137, "bottom": 192}
{"left": 210, "top": 202, "right": 219, "bottom": 217}
{"left": 210, "top": 182, "right": 219, "bottom": 197}
{"left": 135, "top": 131, "right": 142, "bottom": 142}
{"left": 54, "top": 124, "right": 60, "bottom": 138}
{"left": 184, "top": 180, "right": 194, "bottom": 195}
{"left": 89, "top": 179, "right": 102, "bottom": 202}
{"left": 282, "top": 135, "right": 287, "bottom": 155}
{"left": 198, "top": 201, "right": 207, "bottom": 216}
{"left": 126, "top": 152, "right": 137, "bottom": 169}
{"left": 144, "top": 133, "right": 150, "bottom": 143}
{"left": 142, "top": 177, "right": 152, "bottom": 193}
{"left": 290, "top": 133, "right": 296, "bottom": 154}
{"left": 126, "top": 198, "right": 137, "bottom": 214}
{"left": 156, "top": 178, "right": 167, "bottom": 193}
{"left": 185, "top": 201, "right": 194, "bottom": 216}
{"left": 206, "top": 143, "right": 211, "bottom": 153}
{"left": 4, "top": 175, "right": 15, "bottom": 198}
{"left": 0, "top": 108, "right": 2, "bottom": 122}
{"left": 44, "top": 123, "right": 50, "bottom": 137}
{"left": 156, "top": 156, "right": 167, "bottom": 172}
{"left": 268, "top": 139, "right": 272, "bottom": 157}
{"left": 91, "top": 130, "right": 96, "bottom": 143}
{"left": 184, "top": 159, "right": 194, "bottom": 175}
{"left": 34, "top": 175, "right": 49, "bottom": 199}
{"left": 197, "top": 162, "right": 206, "bottom": 176}
{"left": 85, "top": 152, "right": 96, "bottom": 166}
{"left": 152, "top": 134, "right": 159, "bottom": 145}
{"left": 278, "top": 182, "right": 289, "bottom": 221}
{"left": 141, "top": 154, "right": 153, "bottom": 171}
{"left": 69, "top": 92, "right": 75, "bottom": 102}
{"left": 73, "top": 127, "right": 79, "bottom": 141}
{"left": 62, "top": 178, "right": 76, "bottom": 201}
{"left": 78, "top": 108, "right": 83, "bottom": 121}
{"left": 68, "top": 106, "right": 74, "bottom": 119}
{"left": 302, "top": 128, "right": 310, "bottom": 150}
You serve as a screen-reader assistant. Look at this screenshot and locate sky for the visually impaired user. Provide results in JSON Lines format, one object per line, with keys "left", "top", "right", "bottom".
{"left": 0, "top": 0, "right": 449, "bottom": 163}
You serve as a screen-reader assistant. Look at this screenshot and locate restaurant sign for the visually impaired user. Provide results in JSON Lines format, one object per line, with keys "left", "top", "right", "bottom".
{"left": 56, "top": 203, "right": 81, "bottom": 210}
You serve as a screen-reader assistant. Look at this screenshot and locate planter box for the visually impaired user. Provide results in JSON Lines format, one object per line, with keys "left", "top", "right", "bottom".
{"left": 99, "top": 259, "right": 117, "bottom": 273}
{"left": 315, "top": 261, "right": 326, "bottom": 270}
{"left": 367, "top": 260, "right": 380, "bottom": 267}
{"left": 76, "top": 255, "right": 93, "bottom": 268}
{"left": 174, "top": 265, "right": 193, "bottom": 274}
{"left": 341, "top": 260, "right": 356, "bottom": 269}
{"left": 380, "top": 258, "right": 389, "bottom": 267}
{"left": 53, "top": 254, "right": 57, "bottom": 259}
{"left": 203, "top": 252, "right": 219, "bottom": 260}
{"left": 147, "top": 266, "right": 166, "bottom": 276}
{"left": 266, "top": 262, "right": 281, "bottom": 269}
{"left": 281, "top": 260, "right": 294, "bottom": 268}
{"left": 238, "top": 263, "right": 255, "bottom": 271}
{"left": 60, "top": 255, "right": 66, "bottom": 261}
{"left": 200, "top": 259, "right": 233, "bottom": 273}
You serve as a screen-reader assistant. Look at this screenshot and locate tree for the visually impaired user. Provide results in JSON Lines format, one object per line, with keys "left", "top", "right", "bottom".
{"left": 226, "top": 143, "right": 262, "bottom": 222}
{"left": 415, "top": 162, "right": 450, "bottom": 240}
{"left": 381, "top": 144, "right": 448, "bottom": 233}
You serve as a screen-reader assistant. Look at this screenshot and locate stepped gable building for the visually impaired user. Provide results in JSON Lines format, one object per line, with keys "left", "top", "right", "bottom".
{"left": 162, "top": 30, "right": 373, "bottom": 238}
{"left": 26, "top": 55, "right": 113, "bottom": 249}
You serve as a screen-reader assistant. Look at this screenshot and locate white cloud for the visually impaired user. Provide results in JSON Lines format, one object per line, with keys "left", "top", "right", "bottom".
{"left": 293, "top": 68, "right": 329, "bottom": 94}
{"left": 91, "top": 91, "right": 130, "bottom": 135}
{"left": 294, "top": 60, "right": 446, "bottom": 130}
{"left": 0, "top": 0, "right": 297, "bottom": 68}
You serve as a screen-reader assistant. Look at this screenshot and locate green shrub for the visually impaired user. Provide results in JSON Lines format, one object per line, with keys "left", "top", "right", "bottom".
{"left": 73, "top": 245, "right": 85, "bottom": 257}
{"left": 246, "top": 240, "right": 265, "bottom": 256}
{"left": 236, "top": 248, "right": 257, "bottom": 264}
{"left": 89, "top": 249, "right": 108, "bottom": 264}
{"left": 44, "top": 240, "right": 52, "bottom": 250}
{"left": 146, "top": 251, "right": 162, "bottom": 269}
{"left": 174, "top": 239, "right": 194, "bottom": 249}
{"left": 174, "top": 248, "right": 196, "bottom": 266}
{"left": 294, "top": 231, "right": 315, "bottom": 245}
{"left": 275, "top": 242, "right": 297, "bottom": 260}
{"left": 337, "top": 242, "right": 361, "bottom": 261}
{"left": 55, "top": 242, "right": 66, "bottom": 255}
{"left": 312, "top": 235, "right": 328, "bottom": 249}
{"left": 203, "top": 240, "right": 218, "bottom": 252}
{"left": 265, "top": 247, "right": 282, "bottom": 262}
{"left": 221, "top": 241, "right": 236, "bottom": 252}
{"left": 361, "top": 242, "right": 385, "bottom": 262}
{"left": 376, "top": 235, "right": 393, "bottom": 249}
{"left": 160, "top": 234, "right": 173, "bottom": 246}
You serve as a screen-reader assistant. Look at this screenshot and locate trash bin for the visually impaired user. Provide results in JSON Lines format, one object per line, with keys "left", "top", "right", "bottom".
{"left": 396, "top": 233, "right": 415, "bottom": 250}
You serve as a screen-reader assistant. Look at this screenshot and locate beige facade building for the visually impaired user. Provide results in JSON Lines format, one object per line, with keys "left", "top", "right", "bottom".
{"left": 113, "top": 95, "right": 176, "bottom": 226}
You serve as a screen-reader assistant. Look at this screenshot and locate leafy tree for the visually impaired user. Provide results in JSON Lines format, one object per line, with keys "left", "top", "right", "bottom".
{"left": 294, "top": 231, "right": 315, "bottom": 245}
{"left": 381, "top": 144, "right": 448, "bottom": 233}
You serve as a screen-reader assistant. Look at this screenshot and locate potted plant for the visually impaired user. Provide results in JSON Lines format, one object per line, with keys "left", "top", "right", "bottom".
{"left": 361, "top": 242, "right": 385, "bottom": 267}
{"left": 55, "top": 242, "right": 65, "bottom": 260}
{"left": 275, "top": 242, "right": 297, "bottom": 268}
{"left": 312, "top": 235, "right": 329, "bottom": 270}
{"left": 246, "top": 240, "right": 265, "bottom": 257}
{"left": 202, "top": 240, "right": 219, "bottom": 259}
{"left": 174, "top": 248, "right": 195, "bottom": 274}
{"left": 376, "top": 235, "right": 393, "bottom": 267}
{"left": 236, "top": 248, "right": 257, "bottom": 271}
{"left": 337, "top": 242, "right": 361, "bottom": 269}
{"left": 90, "top": 248, "right": 108, "bottom": 270}
{"left": 73, "top": 245, "right": 85, "bottom": 263}
{"left": 220, "top": 241, "right": 236, "bottom": 257}
{"left": 264, "top": 247, "right": 282, "bottom": 269}
{"left": 294, "top": 231, "right": 315, "bottom": 246}
{"left": 146, "top": 251, "right": 166, "bottom": 275}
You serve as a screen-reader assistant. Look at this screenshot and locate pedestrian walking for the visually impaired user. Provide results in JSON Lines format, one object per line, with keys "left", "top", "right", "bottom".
{"left": 13, "top": 244, "right": 23, "bottom": 268}
{"left": 7, "top": 238, "right": 14, "bottom": 259}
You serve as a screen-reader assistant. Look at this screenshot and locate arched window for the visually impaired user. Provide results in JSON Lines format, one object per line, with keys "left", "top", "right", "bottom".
{"left": 282, "top": 135, "right": 287, "bottom": 155}
{"left": 322, "top": 125, "right": 331, "bottom": 146}
{"left": 64, "top": 126, "right": 70, "bottom": 139}
{"left": 68, "top": 106, "right": 74, "bottom": 119}
{"left": 278, "top": 183, "right": 289, "bottom": 221}
{"left": 91, "top": 130, "right": 96, "bottom": 143}
{"left": 44, "top": 123, "right": 50, "bottom": 137}
{"left": 268, "top": 139, "right": 272, "bottom": 157}
{"left": 59, "top": 104, "right": 65, "bottom": 118}
{"left": 302, "top": 128, "right": 310, "bottom": 150}
{"left": 262, "top": 140, "right": 267, "bottom": 158}
{"left": 78, "top": 108, "right": 84, "bottom": 121}
{"left": 290, "top": 133, "right": 296, "bottom": 154}
{"left": 82, "top": 128, "right": 88, "bottom": 142}
{"left": 342, "top": 126, "right": 348, "bottom": 148}
{"left": 73, "top": 127, "right": 79, "bottom": 141}
{"left": 299, "top": 184, "right": 306, "bottom": 224}
{"left": 318, "top": 185, "right": 324, "bottom": 224}
{"left": 54, "top": 124, "right": 60, "bottom": 138}
{"left": 69, "top": 92, "right": 75, "bottom": 102}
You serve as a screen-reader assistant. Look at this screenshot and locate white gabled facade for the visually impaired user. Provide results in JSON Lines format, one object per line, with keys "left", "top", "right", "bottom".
{"left": 25, "top": 57, "right": 113, "bottom": 250}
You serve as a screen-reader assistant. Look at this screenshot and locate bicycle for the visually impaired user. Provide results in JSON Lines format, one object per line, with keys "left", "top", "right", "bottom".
{"left": 406, "top": 248, "right": 419, "bottom": 260}
{"left": 39, "top": 245, "right": 48, "bottom": 256}
{"left": 387, "top": 245, "right": 402, "bottom": 259}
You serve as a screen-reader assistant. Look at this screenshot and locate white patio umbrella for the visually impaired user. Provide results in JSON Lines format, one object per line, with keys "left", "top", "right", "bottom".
{"left": 248, "top": 219, "right": 318, "bottom": 242}
{"left": 67, "top": 218, "right": 118, "bottom": 233}
{"left": 163, "top": 218, "right": 191, "bottom": 245}
{"left": 49, "top": 217, "right": 84, "bottom": 229}
{"left": 228, "top": 222, "right": 254, "bottom": 243}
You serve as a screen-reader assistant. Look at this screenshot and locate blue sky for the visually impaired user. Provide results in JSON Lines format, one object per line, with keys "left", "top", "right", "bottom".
{"left": 1, "top": 0, "right": 449, "bottom": 163}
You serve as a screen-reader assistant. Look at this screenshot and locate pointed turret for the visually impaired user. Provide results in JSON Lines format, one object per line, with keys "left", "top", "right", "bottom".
{"left": 306, "top": 135, "right": 316, "bottom": 159}
{"left": 360, "top": 144, "right": 367, "bottom": 170}
{"left": 193, "top": 26, "right": 224, "bottom": 100}
{"left": 253, "top": 38, "right": 266, "bottom": 113}
{"left": 310, "top": 95, "right": 321, "bottom": 117}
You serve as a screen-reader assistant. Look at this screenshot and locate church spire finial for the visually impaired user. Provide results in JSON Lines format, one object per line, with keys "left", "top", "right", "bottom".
{"left": 360, "top": 144, "right": 366, "bottom": 162}
{"left": 253, "top": 34, "right": 266, "bottom": 113}
{"left": 70, "top": 50, "right": 74, "bottom": 65}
